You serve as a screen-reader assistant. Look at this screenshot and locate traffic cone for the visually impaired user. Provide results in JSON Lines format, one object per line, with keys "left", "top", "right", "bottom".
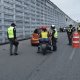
{"left": 72, "top": 32, "right": 80, "bottom": 48}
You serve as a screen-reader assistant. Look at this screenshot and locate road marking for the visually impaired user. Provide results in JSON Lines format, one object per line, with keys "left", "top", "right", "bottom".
{"left": 69, "top": 48, "right": 76, "bottom": 60}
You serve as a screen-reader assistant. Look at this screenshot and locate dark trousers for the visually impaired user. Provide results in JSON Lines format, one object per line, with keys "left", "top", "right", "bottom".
{"left": 39, "top": 38, "right": 50, "bottom": 44}
{"left": 52, "top": 38, "right": 57, "bottom": 51}
{"left": 67, "top": 34, "right": 72, "bottom": 45}
{"left": 9, "top": 39, "right": 18, "bottom": 54}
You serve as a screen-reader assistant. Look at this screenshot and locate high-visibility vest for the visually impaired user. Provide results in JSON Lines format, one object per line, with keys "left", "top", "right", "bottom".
{"left": 41, "top": 31, "right": 48, "bottom": 38}
{"left": 68, "top": 28, "right": 72, "bottom": 32}
{"left": 54, "top": 29, "right": 58, "bottom": 38}
{"left": 7, "top": 26, "right": 14, "bottom": 38}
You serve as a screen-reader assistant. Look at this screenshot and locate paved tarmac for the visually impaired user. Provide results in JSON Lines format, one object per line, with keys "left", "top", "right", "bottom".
{"left": 0, "top": 32, "right": 80, "bottom": 80}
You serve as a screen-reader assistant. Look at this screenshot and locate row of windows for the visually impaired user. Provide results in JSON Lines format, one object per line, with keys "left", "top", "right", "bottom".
{"left": 15, "top": 4, "right": 23, "bottom": 9}
{"left": 2, "top": 0, "right": 63, "bottom": 16}
{"left": 1, "top": 17, "right": 65, "bottom": 23}
{"left": 4, "top": 6, "right": 14, "bottom": 13}
{"left": 16, "top": 29, "right": 34, "bottom": 33}
{"left": 2, "top": 5, "right": 63, "bottom": 20}
{"left": 2, "top": 14, "right": 58, "bottom": 20}
{"left": 1, "top": 13, "right": 55, "bottom": 21}
{"left": 1, "top": 19, "right": 64, "bottom": 24}
{"left": 4, "top": 0, "right": 14, "bottom": 8}
{"left": 15, "top": 9, "right": 23, "bottom": 14}
{"left": 24, "top": 7, "right": 30, "bottom": 11}
{"left": 4, "top": 0, "right": 13, "bottom": 2}
{"left": 2, "top": 0, "right": 61, "bottom": 16}
{"left": 15, "top": 15, "right": 23, "bottom": 19}
{"left": 30, "top": 0, "right": 36, "bottom": 4}
{"left": 24, "top": 2, "right": 30, "bottom": 7}
{"left": 1, "top": 17, "right": 59, "bottom": 23}
{"left": 15, "top": 0, "right": 22, "bottom": 5}
{"left": 4, "top": 14, "right": 13, "bottom": 19}
{"left": 16, "top": 25, "right": 34, "bottom": 28}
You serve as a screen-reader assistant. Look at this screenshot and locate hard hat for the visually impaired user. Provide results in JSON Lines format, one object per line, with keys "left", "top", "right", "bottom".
{"left": 51, "top": 25, "right": 55, "bottom": 27}
{"left": 51, "top": 25, "right": 55, "bottom": 29}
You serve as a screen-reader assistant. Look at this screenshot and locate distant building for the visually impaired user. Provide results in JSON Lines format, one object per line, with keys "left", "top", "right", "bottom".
{"left": 0, "top": 0, "right": 77, "bottom": 43}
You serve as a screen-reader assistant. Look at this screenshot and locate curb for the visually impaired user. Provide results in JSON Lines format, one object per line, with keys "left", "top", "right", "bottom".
{"left": 0, "top": 37, "right": 30, "bottom": 45}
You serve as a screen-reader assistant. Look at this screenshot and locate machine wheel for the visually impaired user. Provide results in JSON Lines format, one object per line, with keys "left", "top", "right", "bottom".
{"left": 42, "top": 48, "right": 46, "bottom": 55}
{"left": 31, "top": 43, "right": 34, "bottom": 46}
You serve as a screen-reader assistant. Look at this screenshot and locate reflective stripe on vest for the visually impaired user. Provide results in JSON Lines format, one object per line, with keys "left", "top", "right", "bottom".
{"left": 41, "top": 31, "right": 48, "bottom": 38}
{"left": 8, "top": 26, "right": 14, "bottom": 38}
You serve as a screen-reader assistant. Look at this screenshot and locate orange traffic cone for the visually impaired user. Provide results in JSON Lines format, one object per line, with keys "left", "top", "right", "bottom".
{"left": 72, "top": 32, "right": 80, "bottom": 48}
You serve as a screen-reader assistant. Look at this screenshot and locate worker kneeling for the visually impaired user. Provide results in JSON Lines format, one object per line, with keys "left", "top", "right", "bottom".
{"left": 37, "top": 27, "right": 51, "bottom": 54}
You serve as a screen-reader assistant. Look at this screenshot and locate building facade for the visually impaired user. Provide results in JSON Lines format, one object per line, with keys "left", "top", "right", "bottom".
{"left": 0, "top": 0, "right": 77, "bottom": 43}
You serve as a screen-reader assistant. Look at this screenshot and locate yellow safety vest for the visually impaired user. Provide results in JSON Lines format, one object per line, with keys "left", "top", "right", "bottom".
{"left": 68, "top": 28, "right": 71, "bottom": 32}
{"left": 41, "top": 31, "right": 48, "bottom": 38}
{"left": 7, "top": 26, "right": 14, "bottom": 38}
{"left": 54, "top": 29, "right": 58, "bottom": 38}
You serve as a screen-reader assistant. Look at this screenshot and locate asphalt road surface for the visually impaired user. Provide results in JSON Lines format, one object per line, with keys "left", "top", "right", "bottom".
{"left": 0, "top": 32, "right": 80, "bottom": 80}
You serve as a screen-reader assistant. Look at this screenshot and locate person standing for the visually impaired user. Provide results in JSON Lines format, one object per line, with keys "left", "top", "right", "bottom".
{"left": 66, "top": 24, "right": 73, "bottom": 45}
{"left": 7, "top": 23, "right": 19, "bottom": 56}
{"left": 51, "top": 25, "right": 58, "bottom": 51}
{"left": 77, "top": 25, "right": 80, "bottom": 35}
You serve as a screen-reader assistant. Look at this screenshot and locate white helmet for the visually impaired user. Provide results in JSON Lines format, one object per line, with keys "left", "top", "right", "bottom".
{"left": 52, "top": 25, "right": 55, "bottom": 27}
{"left": 51, "top": 25, "right": 55, "bottom": 29}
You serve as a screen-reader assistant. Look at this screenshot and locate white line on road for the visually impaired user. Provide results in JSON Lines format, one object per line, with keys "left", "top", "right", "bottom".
{"left": 69, "top": 48, "right": 76, "bottom": 60}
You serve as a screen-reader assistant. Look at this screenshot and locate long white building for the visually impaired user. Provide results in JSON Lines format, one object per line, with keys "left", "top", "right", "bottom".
{"left": 0, "top": 0, "right": 77, "bottom": 43}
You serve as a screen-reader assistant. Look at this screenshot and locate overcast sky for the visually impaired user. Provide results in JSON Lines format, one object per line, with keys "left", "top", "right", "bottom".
{"left": 50, "top": 0, "right": 80, "bottom": 22}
